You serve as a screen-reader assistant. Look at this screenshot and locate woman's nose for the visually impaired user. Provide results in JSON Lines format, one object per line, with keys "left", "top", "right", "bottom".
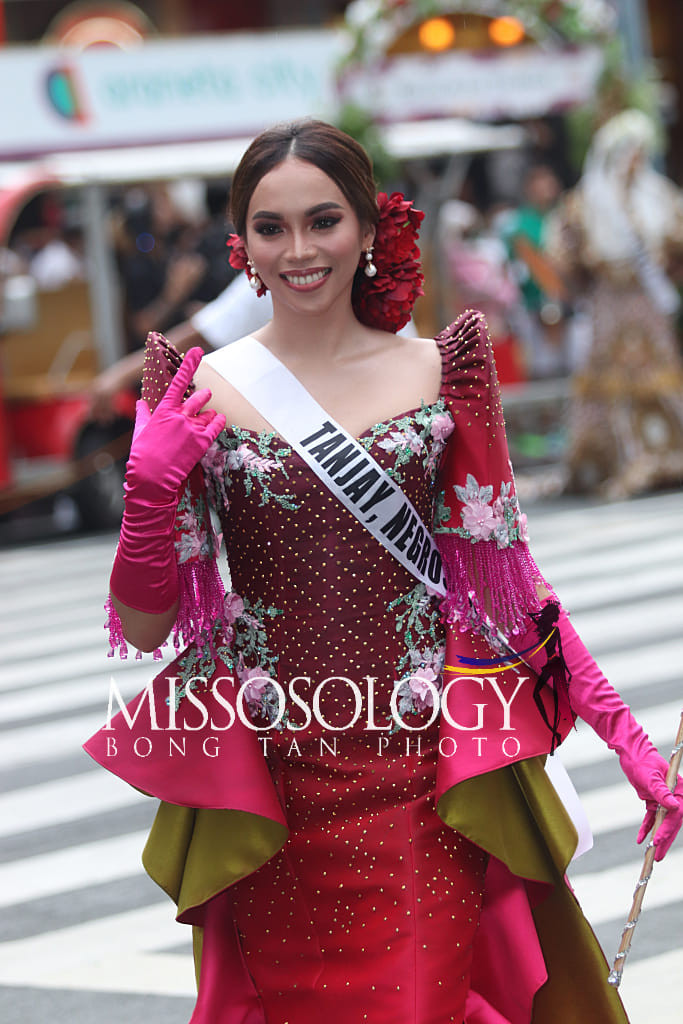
{"left": 285, "top": 229, "right": 316, "bottom": 262}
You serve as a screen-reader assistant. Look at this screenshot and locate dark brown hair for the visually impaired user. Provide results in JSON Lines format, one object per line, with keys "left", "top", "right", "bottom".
{"left": 229, "top": 119, "right": 379, "bottom": 237}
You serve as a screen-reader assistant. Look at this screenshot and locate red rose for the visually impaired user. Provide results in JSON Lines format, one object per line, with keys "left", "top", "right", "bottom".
{"left": 226, "top": 233, "right": 267, "bottom": 296}
{"left": 352, "top": 192, "right": 424, "bottom": 331}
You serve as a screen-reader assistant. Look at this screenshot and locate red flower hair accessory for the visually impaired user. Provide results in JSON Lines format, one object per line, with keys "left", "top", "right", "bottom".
{"left": 226, "top": 190, "right": 424, "bottom": 330}
{"left": 353, "top": 192, "right": 424, "bottom": 333}
{"left": 225, "top": 233, "right": 268, "bottom": 297}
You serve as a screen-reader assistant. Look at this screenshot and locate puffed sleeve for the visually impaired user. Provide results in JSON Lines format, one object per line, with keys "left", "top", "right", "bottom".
{"left": 434, "top": 310, "right": 553, "bottom": 636}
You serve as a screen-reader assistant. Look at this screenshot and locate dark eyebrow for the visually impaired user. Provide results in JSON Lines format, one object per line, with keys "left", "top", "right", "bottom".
{"left": 250, "top": 201, "right": 344, "bottom": 222}
{"left": 305, "top": 201, "right": 344, "bottom": 216}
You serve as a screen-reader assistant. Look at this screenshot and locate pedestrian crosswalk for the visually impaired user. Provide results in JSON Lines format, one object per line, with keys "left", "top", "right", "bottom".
{"left": 529, "top": 491, "right": 683, "bottom": 1022}
{"left": 1, "top": 490, "right": 682, "bottom": 1023}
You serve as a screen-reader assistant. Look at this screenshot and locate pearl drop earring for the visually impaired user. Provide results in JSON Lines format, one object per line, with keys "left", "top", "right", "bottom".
{"left": 247, "top": 258, "right": 263, "bottom": 291}
{"left": 364, "top": 247, "right": 377, "bottom": 278}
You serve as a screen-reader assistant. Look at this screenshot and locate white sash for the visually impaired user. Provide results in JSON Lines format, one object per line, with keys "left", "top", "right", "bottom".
{"left": 203, "top": 335, "right": 446, "bottom": 596}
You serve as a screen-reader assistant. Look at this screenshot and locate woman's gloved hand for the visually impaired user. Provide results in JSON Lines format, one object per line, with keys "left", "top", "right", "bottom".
{"left": 520, "top": 603, "right": 682, "bottom": 861}
{"left": 109, "top": 346, "right": 225, "bottom": 615}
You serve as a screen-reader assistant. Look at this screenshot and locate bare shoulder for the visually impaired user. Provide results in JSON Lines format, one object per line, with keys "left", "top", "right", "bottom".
{"left": 193, "top": 353, "right": 219, "bottom": 390}
{"left": 366, "top": 330, "right": 441, "bottom": 407}
{"left": 192, "top": 341, "right": 272, "bottom": 432}
{"left": 388, "top": 332, "right": 441, "bottom": 373}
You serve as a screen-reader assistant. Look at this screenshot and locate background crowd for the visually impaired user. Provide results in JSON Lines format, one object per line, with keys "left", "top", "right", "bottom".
{"left": 3, "top": 105, "right": 683, "bottom": 511}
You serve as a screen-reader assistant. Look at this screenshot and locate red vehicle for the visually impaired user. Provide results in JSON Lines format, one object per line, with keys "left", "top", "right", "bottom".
{"left": 0, "top": 168, "right": 137, "bottom": 529}
{"left": 0, "top": 140, "right": 247, "bottom": 529}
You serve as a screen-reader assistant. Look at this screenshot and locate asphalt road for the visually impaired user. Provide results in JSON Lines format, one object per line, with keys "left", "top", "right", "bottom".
{"left": 1, "top": 489, "right": 682, "bottom": 1023}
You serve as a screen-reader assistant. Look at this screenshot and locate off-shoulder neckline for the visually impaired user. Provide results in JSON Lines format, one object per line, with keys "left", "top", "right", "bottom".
{"left": 217, "top": 332, "right": 455, "bottom": 444}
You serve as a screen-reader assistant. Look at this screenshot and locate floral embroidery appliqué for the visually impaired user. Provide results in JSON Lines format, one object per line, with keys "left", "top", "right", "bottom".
{"left": 174, "top": 485, "right": 220, "bottom": 564}
{"left": 439, "top": 472, "right": 529, "bottom": 549}
{"left": 387, "top": 582, "right": 445, "bottom": 731}
{"left": 173, "top": 591, "right": 283, "bottom": 723}
{"left": 361, "top": 400, "right": 453, "bottom": 482}
{"left": 202, "top": 428, "right": 300, "bottom": 511}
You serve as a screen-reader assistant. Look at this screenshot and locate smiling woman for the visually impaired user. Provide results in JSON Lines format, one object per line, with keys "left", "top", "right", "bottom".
{"left": 244, "top": 158, "right": 374, "bottom": 315}
{"left": 84, "top": 119, "right": 682, "bottom": 1024}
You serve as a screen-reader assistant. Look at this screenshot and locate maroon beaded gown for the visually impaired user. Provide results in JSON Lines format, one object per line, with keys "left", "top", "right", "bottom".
{"left": 85, "top": 314, "right": 629, "bottom": 1024}
{"left": 191, "top": 329, "right": 486, "bottom": 1022}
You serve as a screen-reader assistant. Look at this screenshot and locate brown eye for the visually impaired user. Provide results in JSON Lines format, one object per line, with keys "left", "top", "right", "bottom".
{"left": 313, "top": 216, "right": 341, "bottom": 230}
{"left": 254, "top": 222, "right": 282, "bottom": 236}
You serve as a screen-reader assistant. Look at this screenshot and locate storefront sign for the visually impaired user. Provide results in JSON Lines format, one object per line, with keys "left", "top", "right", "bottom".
{"left": 0, "top": 30, "right": 343, "bottom": 158}
{"left": 339, "top": 45, "right": 604, "bottom": 121}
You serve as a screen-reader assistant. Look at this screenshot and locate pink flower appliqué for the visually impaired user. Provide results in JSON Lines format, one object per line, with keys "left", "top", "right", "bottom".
{"left": 461, "top": 499, "right": 497, "bottom": 540}
{"left": 408, "top": 667, "right": 438, "bottom": 711}
{"left": 430, "top": 412, "right": 454, "bottom": 443}
{"left": 378, "top": 428, "right": 424, "bottom": 455}
{"left": 240, "top": 666, "right": 272, "bottom": 704}
{"left": 242, "top": 449, "right": 279, "bottom": 474}
{"left": 175, "top": 528, "right": 208, "bottom": 563}
{"left": 201, "top": 441, "right": 228, "bottom": 475}
{"left": 409, "top": 663, "right": 440, "bottom": 712}
{"left": 176, "top": 508, "right": 200, "bottom": 532}
{"left": 229, "top": 443, "right": 278, "bottom": 474}
{"left": 518, "top": 512, "right": 530, "bottom": 543}
{"left": 223, "top": 591, "right": 245, "bottom": 624}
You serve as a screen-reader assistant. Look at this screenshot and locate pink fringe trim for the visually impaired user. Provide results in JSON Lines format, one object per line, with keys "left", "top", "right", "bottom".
{"left": 105, "top": 557, "right": 226, "bottom": 660}
{"left": 173, "top": 556, "right": 226, "bottom": 651}
{"left": 436, "top": 534, "right": 555, "bottom": 636}
{"left": 105, "top": 596, "right": 129, "bottom": 659}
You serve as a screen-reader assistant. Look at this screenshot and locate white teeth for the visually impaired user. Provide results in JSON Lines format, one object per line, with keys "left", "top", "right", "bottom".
{"left": 285, "top": 270, "right": 328, "bottom": 285}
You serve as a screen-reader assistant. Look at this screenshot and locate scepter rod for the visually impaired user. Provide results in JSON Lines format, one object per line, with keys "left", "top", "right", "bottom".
{"left": 607, "top": 710, "right": 683, "bottom": 988}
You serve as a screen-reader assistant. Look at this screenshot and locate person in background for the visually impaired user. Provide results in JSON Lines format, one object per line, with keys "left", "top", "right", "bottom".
{"left": 114, "top": 185, "right": 207, "bottom": 351}
{"left": 89, "top": 255, "right": 415, "bottom": 422}
{"left": 548, "top": 109, "right": 683, "bottom": 498}
{"left": 437, "top": 198, "right": 525, "bottom": 384}
{"left": 89, "top": 272, "right": 306, "bottom": 421}
{"left": 500, "top": 163, "right": 570, "bottom": 379}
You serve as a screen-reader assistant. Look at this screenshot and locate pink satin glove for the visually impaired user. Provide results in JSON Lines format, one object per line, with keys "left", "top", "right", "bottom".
{"left": 109, "top": 347, "right": 225, "bottom": 615}
{"left": 521, "top": 604, "right": 682, "bottom": 861}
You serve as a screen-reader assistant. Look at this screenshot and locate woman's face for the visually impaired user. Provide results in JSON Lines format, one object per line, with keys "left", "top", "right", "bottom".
{"left": 244, "top": 156, "right": 374, "bottom": 318}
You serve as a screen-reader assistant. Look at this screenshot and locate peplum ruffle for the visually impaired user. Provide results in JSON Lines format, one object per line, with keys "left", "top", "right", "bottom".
{"left": 83, "top": 651, "right": 288, "bottom": 926}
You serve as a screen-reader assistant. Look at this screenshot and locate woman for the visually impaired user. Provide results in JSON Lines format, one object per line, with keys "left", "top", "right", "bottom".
{"left": 548, "top": 109, "right": 683, "bottom": 498}
{"left": 85, "top": 121, "right": 682, "bottom": 1024}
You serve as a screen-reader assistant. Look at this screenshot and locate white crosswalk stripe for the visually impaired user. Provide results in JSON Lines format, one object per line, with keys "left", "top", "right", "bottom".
{"left": 1, "top": 491, "right": 682, "bottom": 1023}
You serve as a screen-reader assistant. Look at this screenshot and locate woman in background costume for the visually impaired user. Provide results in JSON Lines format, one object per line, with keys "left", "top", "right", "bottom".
{"left": 85, "top": 120, "right": 682, "bottom": 1023}
{"left": 548, "top": 109, "right": 683, "bottom": 498}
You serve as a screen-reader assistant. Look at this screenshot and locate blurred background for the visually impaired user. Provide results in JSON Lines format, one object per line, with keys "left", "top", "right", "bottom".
{"left": 1, "top": 4, "right": 683, "bottom": 1024}
{"left": 1, "top": 0, "right": 683, "bottom": 534}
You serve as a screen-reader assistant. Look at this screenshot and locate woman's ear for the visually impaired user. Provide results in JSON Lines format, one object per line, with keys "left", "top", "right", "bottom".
{"left": 362, "top": 223, "right": 376, "bottom": 252}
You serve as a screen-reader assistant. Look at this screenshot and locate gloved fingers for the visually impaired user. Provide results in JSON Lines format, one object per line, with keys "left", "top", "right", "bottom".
{"left": 160, "top": 346, "right": 204, "bottom": 407}
{"left": 181, "top": 387, "right": 214, "bottom": 419}
{"left": 645, "top": 774, "right": 680, "bottom": 812}
{"left": 636, "top": 802, "right": 657, "bottom": 845}
{"left": 636, "top": 778, "right": 683, "bottom": 861}
{"left": 132, "top": 399, "right": 152, "bottom": 444}
{"left": 202, "top": 413, "right": 227, "bottom": 445}
{"left": 652, "top": 799, "right": 683, "bottom": 861}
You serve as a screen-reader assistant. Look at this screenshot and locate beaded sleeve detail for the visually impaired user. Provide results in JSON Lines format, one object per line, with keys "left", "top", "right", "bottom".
{"left": 434, "top": 310, "right": 555, "bottom": 635}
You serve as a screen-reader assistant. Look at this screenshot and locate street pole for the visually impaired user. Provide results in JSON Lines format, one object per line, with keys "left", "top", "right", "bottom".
{"left": 615, "top": 0, "right": 652, "bottom": 78}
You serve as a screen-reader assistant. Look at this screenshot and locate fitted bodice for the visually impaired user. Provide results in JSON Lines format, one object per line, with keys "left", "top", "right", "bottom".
{"left": 200, "top": 401, "right": 452, "bottom": 733}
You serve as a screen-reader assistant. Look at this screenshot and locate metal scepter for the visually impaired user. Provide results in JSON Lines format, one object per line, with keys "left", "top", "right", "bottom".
{"left": 607, "top": 710, "right": 683, "bottom": 987}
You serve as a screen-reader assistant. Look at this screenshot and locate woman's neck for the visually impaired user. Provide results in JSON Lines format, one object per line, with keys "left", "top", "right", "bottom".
{"left": 253, "top": 300, "right": 376, "bottom": 368}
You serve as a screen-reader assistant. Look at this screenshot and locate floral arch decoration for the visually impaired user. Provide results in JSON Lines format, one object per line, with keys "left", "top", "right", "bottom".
{"left": 343, "top": 0, "right": 616, "bottom": 63}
